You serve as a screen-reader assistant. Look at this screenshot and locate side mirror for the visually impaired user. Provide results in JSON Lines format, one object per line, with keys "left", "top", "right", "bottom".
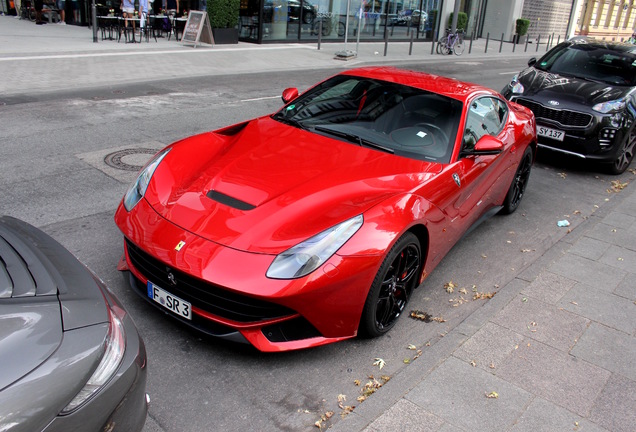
{"left": 282, "top": 88, "right": 299, "bottom": 104}
{"left": 527, "top": 57, "right": 537, "bottom": 67}
{"left": 472, "top": 136, "right": 504, "bottom": 155}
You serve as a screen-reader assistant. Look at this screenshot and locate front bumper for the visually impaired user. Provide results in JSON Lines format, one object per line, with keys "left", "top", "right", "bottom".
{"left": 115, "top": 198, "right": 382, "bottom": 352}
{"left": 507, "top": 95, "right": 632, "bottom": 163}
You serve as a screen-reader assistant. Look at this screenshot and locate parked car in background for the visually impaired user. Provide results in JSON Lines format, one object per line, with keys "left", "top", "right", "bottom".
{"left": 0, "top": 216, "right": 148, "bottom": 432}
{"left": 115, "top": 67, "right": 536, "bottom": 352}
{"left": 502, "top": 38, "right": 636, "bottom": 174}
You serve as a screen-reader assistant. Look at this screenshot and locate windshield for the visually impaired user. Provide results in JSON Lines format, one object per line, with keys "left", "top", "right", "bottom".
{"left": 535, "top": 43, "right": 636, "bottom": 86}
{"left": 272, "top": 75, "right": 463, "bottom": 163}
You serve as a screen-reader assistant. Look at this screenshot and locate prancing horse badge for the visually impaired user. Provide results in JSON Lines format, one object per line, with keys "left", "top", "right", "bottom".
{"left": 452, "top": 173, "right": 461, "bottom": 187}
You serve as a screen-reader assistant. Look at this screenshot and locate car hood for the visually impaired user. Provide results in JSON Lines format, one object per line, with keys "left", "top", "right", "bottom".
{"left": 0, "top": 216, "right": 108, "bottom": 391}
{"left": 145, "top": 117, "right": 440, "bottom": 253}
{"left": 516, "top": 67, "right": 631, "bottom": 108}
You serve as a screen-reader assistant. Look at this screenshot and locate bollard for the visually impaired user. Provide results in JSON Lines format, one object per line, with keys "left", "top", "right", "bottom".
{"left": 317, "top": 19, "right": 322, "bottom": 50}
{"left": 384, "top": 25, "right": 388, "bottom": 56}
{"left": 391, "top": 22, "right": 395, "bottom": 37}
{"left": 469, "top": 31, "right": 474, "bottom": 54}
{"left": 513, "top": 34, "right": 516, "bottom": 52}
{"left": 556, "top": 34, "right": 560, "bottom": 45}
{"left": 431, "top": 38, "right": 435, "bottom": 54}
{"left": 409, "top": 32, "right": 414, "bottom": 55}
{"left": 485, "top": 32, "right": 490, "bottom": 53}
{"left": 536, "top": 34, "right": 540, "bottom": 52}
{"left": 546, "top": 33, "right": 552, "bottom": 51}
{"left": 499, "top": 33, "right": 504, "bottom": 52}
{"left": 525, "top": 35, "right": 529, "bottom": 52}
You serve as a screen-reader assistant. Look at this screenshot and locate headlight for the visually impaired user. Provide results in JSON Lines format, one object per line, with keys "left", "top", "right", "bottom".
{"left": 123, "top": 148, "right": 171, "bottom": 211}
{"left": 593, "top": 98, "right": 626, "bottom": 114}
{"left": 266, "top": 215, "right": 363, "bottom": 279}
{"left": 509, "top": 75, "right": 524, "bottom": 94}
{"left": 60, "top": 306, "right": 126, "bottom": 414}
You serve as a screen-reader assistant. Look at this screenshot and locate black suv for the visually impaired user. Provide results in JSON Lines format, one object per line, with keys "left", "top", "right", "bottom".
{"left": 502, "top": 39, "right": 636, "bottom": 174}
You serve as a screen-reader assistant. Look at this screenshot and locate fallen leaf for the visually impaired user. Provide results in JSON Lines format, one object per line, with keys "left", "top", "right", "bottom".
{"left": 459, "top": 288, "right": 468, "bottom": 295}
{"left": 444, "top": 281, "right": 456, "bottom": 293}
{"left": 409, "top": 310, "right": 431, "bottom": 322}
{"left": 485, "top": 391, "right": 499, "bottom": 399}
{"left": 470, "top": 360, "right": 476, "bottom": 367}
{"left": 403, "top": 358, "right": 411, "bottom": 364}
{"left": 340, "top": 405, "right": 355, "bottom": 418}
{"left": 522, "top": 297, "right": 528, "bottom": 302}
{"left": 373, "top": 358, "right": 386, "bottom": 370}
{"left": 353, "top": 379, "right": 361, "bottom": 386}
{"left": 521, "top": 248, "right": 535, "bottom": 253}
{"left": 408, "top": 344, "right": 417, "bottom": 350}
{"left": 431, "top": 315, "right": 446, "bottom": 323}
{"left": 337, "top": 394, "right": 346, "bottom": 406}
{"left": 473, "top": 291, "right": 496, "bottom": 300}
{"left": 570, "top": 301, "right": 578, "bottom": 305}
{"left": 489, "top": 362, "right": 496, "bottom": 369}
{"left": 559, "top": 172, "right": 567, "bottom": 179}
{"left": 413, "top": 350, "right": 423, "bottom": 360}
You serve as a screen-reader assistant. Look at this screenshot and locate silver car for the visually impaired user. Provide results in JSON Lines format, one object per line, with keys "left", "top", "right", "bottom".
{"left": 0, "top": 216, "right": 148, "bottom": 432}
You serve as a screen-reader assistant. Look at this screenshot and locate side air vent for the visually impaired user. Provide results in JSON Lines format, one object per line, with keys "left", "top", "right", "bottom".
{"left": 206, "top": 190, "right": 255, "bottom": 211}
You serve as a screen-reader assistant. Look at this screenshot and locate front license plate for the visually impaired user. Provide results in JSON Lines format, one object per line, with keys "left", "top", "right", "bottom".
{"left": 147, "top": 281, "right": 192, "bottom": 320}
{"left": 537, "top": 125, "right": 565, "bottom": 141}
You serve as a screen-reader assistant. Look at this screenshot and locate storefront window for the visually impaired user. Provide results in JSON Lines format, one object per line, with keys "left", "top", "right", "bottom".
{"left": 239, "top": 0, "right": 440, "bottom": 43}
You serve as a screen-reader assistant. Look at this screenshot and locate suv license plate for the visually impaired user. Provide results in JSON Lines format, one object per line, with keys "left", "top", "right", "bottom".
{"left": 147, "top": 281, "right": 192, "bottom": 320}
{"left": 537, "top": 125, "right": 565, "bottom": 141}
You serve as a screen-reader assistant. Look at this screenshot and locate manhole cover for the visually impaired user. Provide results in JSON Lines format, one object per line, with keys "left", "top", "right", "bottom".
{"left": 104, "top": 148, "right": 157, "bottom": 171}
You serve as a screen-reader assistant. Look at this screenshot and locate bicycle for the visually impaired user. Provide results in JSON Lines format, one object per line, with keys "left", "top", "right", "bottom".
{"left": 18, "top": 0, "right": 36, "bottom": 21}
{"left": 436, "top": 28, "right": 465, "bottom": 56}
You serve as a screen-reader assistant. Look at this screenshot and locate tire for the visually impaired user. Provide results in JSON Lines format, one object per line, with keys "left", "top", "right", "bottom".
{"left": 453, "top": 39, "right": 465, "bottom": 55}
{"left": 359, "top": 232, "right": 422, "bottom": 338}
{"left": 303, "top": 11, "right": 314, "bottom": 25}
{"left": 500, "top": 146, "right": 533, "bottom": 215}
{"left": 436, "top": 41, "right": 442, "bottom": 54}
{"left": 607, "top": 126, "right": 636, "bottom": 175}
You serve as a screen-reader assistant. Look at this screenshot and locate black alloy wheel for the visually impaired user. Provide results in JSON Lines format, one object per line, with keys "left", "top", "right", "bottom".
{"left": 359, "top": 232, "right": 422, "bottom": 337}
{"left": 501, "top": 146, "right": 533, "bottom": 214}
{"left": 608, "top": 127, "right": 636, "bottom": 175}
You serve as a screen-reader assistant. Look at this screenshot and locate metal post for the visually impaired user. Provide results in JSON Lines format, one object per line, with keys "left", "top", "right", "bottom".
{"left": 391, "top": 22, "right": 394, "bottom": 36}
{"left": 317, "top": 19, "right": 322, "bottom": 50}
{"left": 525, "top": 35, "right": 529, "bottom": 52}
{"left": 499, "top": 32, "right": 504, "bottom": 52}
{"left": 431, "top": 38, "right": 435, "bottom": 54}
{"left": 409, "top": 32, "right": 414, "bottom": 55}
{"left": 513, "top": 34, "right": 516, "bottom": 52}
{"left": 536, "top": 34, "right": 540, "bottom": 52}
{"left": 92, "top": 0, "right": 97, "bottom": 42}
{"left": 556, "top": 34, "right": 560, "bottom": 45}
{"left": 485, "top": 32, "right": 489, "bottom": 53}
{"left": 469, "top": 29, "right": 474, "bottom": 54}
{"left": 384, "top": 23, "right": 388, "bottom": 56}
{"left": 546, "top": 33, "right": 551, "bottom": 51}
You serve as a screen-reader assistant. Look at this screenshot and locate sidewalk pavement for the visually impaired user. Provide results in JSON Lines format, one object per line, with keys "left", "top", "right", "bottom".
{"left": 2, "top": 15, "right": 635, "bottom": 431}
{"left": 1, "top": 14, "right": 538, "bottom": 99}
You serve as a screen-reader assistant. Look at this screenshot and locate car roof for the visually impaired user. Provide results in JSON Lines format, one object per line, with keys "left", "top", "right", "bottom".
{"left": 340, "top": 67, "right": 495, "bottom": 102}
{"left": 565, "top": 37, "right": 636, "bottom": 54}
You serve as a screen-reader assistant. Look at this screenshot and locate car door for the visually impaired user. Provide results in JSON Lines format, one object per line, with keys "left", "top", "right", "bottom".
{"left": 434, "top": 95, "right": 515, "bottom": 244}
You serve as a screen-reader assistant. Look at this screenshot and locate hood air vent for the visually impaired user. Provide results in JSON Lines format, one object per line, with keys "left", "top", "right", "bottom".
{"left": 206, "top": 190, "right": 256, "bottom": 211}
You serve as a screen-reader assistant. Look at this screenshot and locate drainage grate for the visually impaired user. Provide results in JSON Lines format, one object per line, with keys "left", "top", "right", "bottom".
{"left": 104, "top": 148, "right": 157, "bottom": 171}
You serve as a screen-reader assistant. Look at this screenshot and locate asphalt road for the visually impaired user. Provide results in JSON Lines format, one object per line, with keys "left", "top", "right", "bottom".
{"left": 1, "top": 57, "right": 632, "bottom": 431}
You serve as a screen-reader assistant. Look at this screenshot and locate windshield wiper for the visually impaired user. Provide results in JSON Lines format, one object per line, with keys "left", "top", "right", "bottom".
{"left": 314, "top": 126, "right": 394, "bottom": 154}
{"left": 272, "top": 113, "right": 308, "bottom": 130}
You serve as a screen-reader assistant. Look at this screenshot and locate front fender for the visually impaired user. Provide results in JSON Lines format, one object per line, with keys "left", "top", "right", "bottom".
{"left": 337, "top": 193, "right": 446, "bottom": 273}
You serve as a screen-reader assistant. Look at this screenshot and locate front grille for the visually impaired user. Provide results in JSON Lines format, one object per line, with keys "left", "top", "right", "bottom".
{"left": 125, "top": 239, "right": 295, "bottom": 323}
{"left": 514, "top": 98, "right": 593, "bottom": 127}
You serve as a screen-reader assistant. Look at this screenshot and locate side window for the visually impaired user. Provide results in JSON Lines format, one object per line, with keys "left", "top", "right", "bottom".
{"left": 462, "top": 97, "right": 507, "bottom": 151}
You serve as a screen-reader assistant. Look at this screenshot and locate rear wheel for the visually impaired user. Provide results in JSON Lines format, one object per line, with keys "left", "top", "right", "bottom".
{"left": 359, "top": 232, "right": 422, "bottom": 337}
{"left": 607, "top": 126, "right": 636, "bottom": 175}
{"left": 501, "top": 146, "right": 533, "bottom": 215}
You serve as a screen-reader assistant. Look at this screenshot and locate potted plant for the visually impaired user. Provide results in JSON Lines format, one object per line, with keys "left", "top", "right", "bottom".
{"left": 207, "top": 0, "right": 240, "bottom": 44}
{"left": 515, "top": 18, "right": 530, "bottom": 44}
{"left": 447, "top": 11, "right": 468, "bottom": 32}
